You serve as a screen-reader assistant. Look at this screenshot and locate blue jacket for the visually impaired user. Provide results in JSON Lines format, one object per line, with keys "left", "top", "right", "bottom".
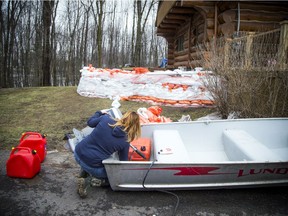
{"left": 75, "top": 111, "right": 129, "bottom": 167}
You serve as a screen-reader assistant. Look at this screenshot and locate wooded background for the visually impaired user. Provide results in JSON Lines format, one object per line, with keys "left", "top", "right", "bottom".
{"left": 0, "top": 0, "right": 166, "bottom": 88}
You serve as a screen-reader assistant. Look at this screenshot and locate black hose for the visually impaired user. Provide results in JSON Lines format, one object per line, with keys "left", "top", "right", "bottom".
{"left": 142, "top": 160, "right": 180, "bottom": 216}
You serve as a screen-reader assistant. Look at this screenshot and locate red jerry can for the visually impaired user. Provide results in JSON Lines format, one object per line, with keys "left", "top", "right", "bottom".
{"left": 18, "top": 132, "right": 47, "bottom": 162}
{"left": 6, "top": 147, "right": 41, "bottom": 178}
{"left": 129, "top": 138, "right": 151, "bottom": 161}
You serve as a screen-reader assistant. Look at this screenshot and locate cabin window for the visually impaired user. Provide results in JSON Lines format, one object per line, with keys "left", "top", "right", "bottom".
{"left": 176, "top": 35, "right": 184, "bottom": 52}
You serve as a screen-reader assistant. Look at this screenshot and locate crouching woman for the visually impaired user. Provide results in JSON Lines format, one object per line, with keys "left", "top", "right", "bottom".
{"left": 74, "top": 110, "right": 141, "bottom": 198}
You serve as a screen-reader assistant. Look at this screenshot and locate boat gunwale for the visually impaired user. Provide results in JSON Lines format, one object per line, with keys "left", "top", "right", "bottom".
{"left": 140, "top": 117, "right": 288, "bottom": 127}
{"left": 103, "top": 159, "right": 288, "bottom": 165}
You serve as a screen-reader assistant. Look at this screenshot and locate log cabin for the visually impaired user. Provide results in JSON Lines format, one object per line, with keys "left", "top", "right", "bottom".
{"left": 156, "top": 1, "right": 288, "bottom": 69}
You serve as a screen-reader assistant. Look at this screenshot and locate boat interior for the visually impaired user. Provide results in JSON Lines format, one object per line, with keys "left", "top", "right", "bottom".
{"left": 136, "top": 119, "right": 288, "bottom": 163}
{"left": 77, "top": 118, "right": 288, "bottom": 163}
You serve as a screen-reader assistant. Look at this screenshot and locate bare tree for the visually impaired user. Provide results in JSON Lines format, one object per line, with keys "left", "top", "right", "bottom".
{"left": 42, "top": 1, "right": 54, "bottom": 86}
{"left": 0, "top": 1, "right": 26, "bottom": 87}
{"left": 0, "top": 0, "right": 163, "bottom": 88}
{"left": 133, "top": 0, "right": 156, "bottom": 66}
{"left": 92, "top": 0, "right": 105, "bottom": 68}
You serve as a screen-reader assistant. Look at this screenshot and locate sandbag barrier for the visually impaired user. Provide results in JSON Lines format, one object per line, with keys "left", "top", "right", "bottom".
{"left": 121, "top": 95, "right": 214, "bottom": 107}
{"left": 77, "top": 66, "right": 214, "bottom": 108}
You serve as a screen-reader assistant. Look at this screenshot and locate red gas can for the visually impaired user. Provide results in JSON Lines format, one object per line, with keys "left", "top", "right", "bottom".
{"left": 129, "top": 138, "right": 151, "bottom": 161}
{"left": 6, "top": 147, "right": 41, "bottom": 178}
{"left": 18, "top": 132, "right": 47, "bottom": 162}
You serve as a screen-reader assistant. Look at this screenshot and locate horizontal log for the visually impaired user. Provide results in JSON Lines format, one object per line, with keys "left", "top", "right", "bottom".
{"left": 218, "top": 9, "right": 288, "bottom": 24}
{"left": 218, "top": 21, "right": 281, "bottom": 34}
{"left": 175, "top": 54, "right": 189, "bottom": 62}
{"left": 157, "top": 28, "right": 176, "bottom": 34}
{"left": 173, "top": 60, "right": 190, "bottom": 67}
{"left": 163, "top": 19, "right": 185, "bottom": 24}
{"left": 218, "top": 22, "right": 235, "bottom": 36}
{"left": 190, "top": 51, "right": 210, "bottom": 60}
{"left": 218, "top": 10, "right": 236, "bottom": 24}
{"left": 170, "top": 7, "right": 197, "bottom": 14}
{"left": 174, "top": 49, "right": 188, "bottom": 57}
{"left": 166, "top": 14, "right": 190, "bottom": 21}
{"left": 179, "top": 1, "right": 215, "bottom": 8}
{"left": 173, "top": 59, "right": 203, "bottom": 68}
{"left": 188, "top": 59, "right": 203, "bottom": 68}
{"left": 159, "top": 23, "right": 180, "bottom": 29}
{"left": 235, "top": 2, "right": 288, "bottom": 13}
{"left": 239, "top": 10, "right": 288, "bottom": 22}
{"left": 238, "top": 21, "right": 281, "bottom": 32}
{"left": 218, "top": 2, "right": 288, "bottom": 12}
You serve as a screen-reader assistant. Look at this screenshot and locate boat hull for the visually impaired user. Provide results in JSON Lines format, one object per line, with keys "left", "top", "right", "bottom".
{"left": 103, "top": 118, "right": 288, "bottom": 191}
{"left": 103, "top": 159, "right": 288, "bottom": 191}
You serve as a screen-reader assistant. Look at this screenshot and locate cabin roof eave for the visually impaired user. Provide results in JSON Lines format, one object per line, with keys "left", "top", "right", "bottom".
{"left": 156, "top": 0, "right": 177, "bottom": 28}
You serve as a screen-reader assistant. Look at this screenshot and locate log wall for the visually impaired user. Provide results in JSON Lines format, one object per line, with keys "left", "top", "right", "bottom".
{"left": 159, "top": 1, "right": 288, "bottom": 69}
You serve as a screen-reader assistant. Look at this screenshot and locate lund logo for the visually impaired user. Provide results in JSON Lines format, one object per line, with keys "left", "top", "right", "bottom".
{"left": 238, "top": 168, "right": 288, "bottom": 177}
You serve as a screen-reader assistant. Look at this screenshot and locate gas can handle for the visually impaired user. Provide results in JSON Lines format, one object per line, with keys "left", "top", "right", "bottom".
{"left": 10, "top": 147, "right": 32, "bottom": 155}
{"left": 20, "top": 132, "right": 42, "bottom": 142}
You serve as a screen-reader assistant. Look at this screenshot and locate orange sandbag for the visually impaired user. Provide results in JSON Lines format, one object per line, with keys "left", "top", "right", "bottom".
{"left": 147, "top": 106, "right": 162, "bottom": 116}
{"left": 133, "top": 67, "right": 149, "bottom": 74}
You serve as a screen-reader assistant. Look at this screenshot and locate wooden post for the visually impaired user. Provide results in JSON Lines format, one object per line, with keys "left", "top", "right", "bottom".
{"left": 245, "top": 32, "right": 255, "bottom": 69}
{"left": 278, "top": 20, "right": 288, "bottom": 70}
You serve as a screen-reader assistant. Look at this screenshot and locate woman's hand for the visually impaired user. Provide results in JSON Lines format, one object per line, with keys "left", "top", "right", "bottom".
{"left": 100, "top": 109, "right": 109, "bottom": 114}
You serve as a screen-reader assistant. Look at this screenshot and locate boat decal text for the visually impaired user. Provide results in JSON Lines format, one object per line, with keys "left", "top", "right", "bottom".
{"left": 123, "top": 167, "right": 288, "bottom": 177}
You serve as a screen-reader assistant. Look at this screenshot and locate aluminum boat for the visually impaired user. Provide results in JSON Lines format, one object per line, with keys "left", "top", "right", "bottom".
{"left": 68, "top": 115, "right": 288, "bottom": 191}
{"left": 103, "top": 118, "right": 288, "bottom": 191}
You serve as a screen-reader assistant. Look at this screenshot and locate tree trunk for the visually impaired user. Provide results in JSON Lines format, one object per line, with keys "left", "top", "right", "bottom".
{"left": 42, "top": 1, "right": 54, "bottom": 86}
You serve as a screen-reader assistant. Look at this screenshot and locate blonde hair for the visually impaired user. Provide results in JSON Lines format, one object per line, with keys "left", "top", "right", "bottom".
{"left": 110, "top": 111, "right": 141, "bottom": 142}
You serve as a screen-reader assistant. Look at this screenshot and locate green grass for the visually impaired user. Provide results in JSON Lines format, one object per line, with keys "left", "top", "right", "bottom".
{"left": 0, "top": 87, "right": 214, "bottom": 150}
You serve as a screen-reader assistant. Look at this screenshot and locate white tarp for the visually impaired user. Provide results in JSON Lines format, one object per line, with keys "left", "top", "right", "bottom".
{"left": 77, "top": 66, "right": 214, "bottom": 107}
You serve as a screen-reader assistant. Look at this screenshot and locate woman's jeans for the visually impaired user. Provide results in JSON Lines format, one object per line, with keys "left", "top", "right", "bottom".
{"left": 74, "top": 151, "right": 107, "bottom": 179}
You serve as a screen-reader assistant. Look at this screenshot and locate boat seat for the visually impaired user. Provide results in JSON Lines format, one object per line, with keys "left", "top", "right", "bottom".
{"left": 223, "top": 129, "right": 280, "bottom": 161}
{"left": 153, "top": 130, "right": 189, "bottom": 162}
